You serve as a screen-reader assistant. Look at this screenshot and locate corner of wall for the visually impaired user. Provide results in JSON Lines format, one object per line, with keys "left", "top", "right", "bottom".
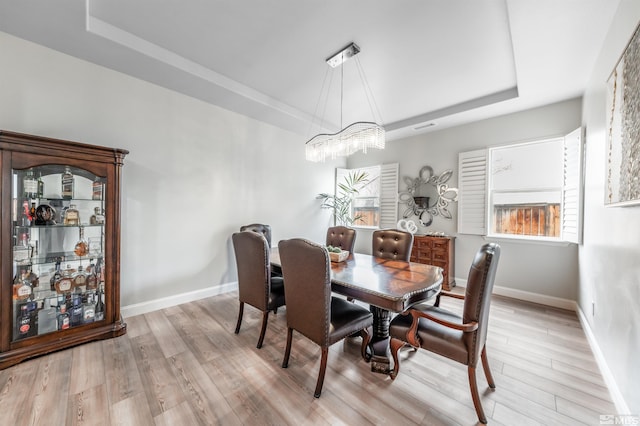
{"left": 576, "top": 305, "right": 629, "bottom": 414}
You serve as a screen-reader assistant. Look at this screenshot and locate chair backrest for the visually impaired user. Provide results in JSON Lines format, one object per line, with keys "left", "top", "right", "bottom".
{"left": 326, "top": 226, "right": 356, "bottom": 252}
{"left": 278, "top": 238, "right": 332, "bottom": 346}
{"left": 232, "top": 231, "right": 271, "bottom": 310}
{"left": 240, "top": 223, "right": 272, "bottom": 247}
{"left": 462, "top": 242, "right": 501, "bottom": 363}
{"left": 372, "top": 229, "right": 413, "bottom": 261}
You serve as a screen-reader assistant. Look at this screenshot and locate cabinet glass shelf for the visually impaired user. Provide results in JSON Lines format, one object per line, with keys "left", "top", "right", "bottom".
{"left": 14, "top": 224, "right": 104, "bottom": 231}
{"left": 17, "top": 197, "right": 104, "bottom": 201}
{"left": 14, "top": 253, "right": 104, "bottom": 267}
{"left": 14, "top": 223, "right": 104, "bottom": 229}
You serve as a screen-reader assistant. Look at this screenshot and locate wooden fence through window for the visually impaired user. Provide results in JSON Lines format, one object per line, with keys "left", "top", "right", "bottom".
{"left": 493, "top": 204, "right": 560, "bottom": 237}
{"left": 353, "top": 208, "right": 379, "bottom": 227}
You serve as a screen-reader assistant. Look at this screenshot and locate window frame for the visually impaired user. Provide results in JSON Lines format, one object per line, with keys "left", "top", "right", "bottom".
{"left": 488, "top": 137, "right": 563, "bottom": 240}
{"left": 335, "top": 163, "right": 398, "bottom": 230}
{"left": 457, "top": 128, "right": 583, "bottom": 244}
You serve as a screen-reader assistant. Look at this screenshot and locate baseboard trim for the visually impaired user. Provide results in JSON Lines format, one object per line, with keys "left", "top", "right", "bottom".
{"left": 576, "top": 306, "right": 629, "bottom": 415}
{"left": 121, "top": 282, "right": 238, "bottom": 318}
{"left": 455, "top": 278, "right": 578, "bottom": 311}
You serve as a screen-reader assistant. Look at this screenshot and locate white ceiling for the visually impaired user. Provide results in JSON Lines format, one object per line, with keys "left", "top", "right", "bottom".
{"left": 0, "top": 0, "right": 620, "bottom": 141}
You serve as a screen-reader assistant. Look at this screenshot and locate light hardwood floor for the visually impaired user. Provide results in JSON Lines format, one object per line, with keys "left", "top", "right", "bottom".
{"left": 0, "top": 291, "right": 615, "bottom": 425}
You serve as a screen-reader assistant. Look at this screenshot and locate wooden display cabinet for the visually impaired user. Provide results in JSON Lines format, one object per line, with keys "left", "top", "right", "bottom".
{"left": 0, "top": 130, "right": 128, "bottom": 369}
{"left": 410, "top": 235, "right": 456, "bottom": 291}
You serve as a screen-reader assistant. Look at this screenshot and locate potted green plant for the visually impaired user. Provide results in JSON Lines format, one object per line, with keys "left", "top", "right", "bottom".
{"left": 317, "top": 170, "right": 369, "bottom": 226}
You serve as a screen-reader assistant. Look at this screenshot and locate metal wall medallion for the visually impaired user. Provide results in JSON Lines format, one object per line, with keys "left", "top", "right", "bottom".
{"left": 398, "top": 165, "right": 458, "bottom": 227}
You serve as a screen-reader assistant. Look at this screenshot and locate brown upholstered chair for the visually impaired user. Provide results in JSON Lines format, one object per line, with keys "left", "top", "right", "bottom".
{"left": 240, "top": 223, "right": 282, "bottom": 277}
{"left": 328, "top": 226, "right": 357, "bottom": 302}
{"left": 389, "top": 243, "right": 501, "bottom": 424}
{"left": 231, "top": 231, "right": 285, "bottom": 349}
{"left": 240, "top": 223, "right": 272, "bottom": 247}
{"left": 326, "top": 226, "right": 356, "bottom": 253}
{"left": 372, "top": 228, "right": 413, "bottom": 261}
{"left": 278, "top": 238, "right": 373, "bottom": 398}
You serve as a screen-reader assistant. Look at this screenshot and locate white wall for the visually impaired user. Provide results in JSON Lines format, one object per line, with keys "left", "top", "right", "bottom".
{"left": 581, "top": 0, "right": 640, "bottom": 413}
{"left": 348, "top": 98, "right": 582, "bottom": 302}
{"left": 0, "top": 31, "right": 339, "bottom": 307}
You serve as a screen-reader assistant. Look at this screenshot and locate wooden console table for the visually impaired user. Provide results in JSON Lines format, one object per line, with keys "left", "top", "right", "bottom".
{"left": 410, "top": 235, "right": 455, "bottom": 291}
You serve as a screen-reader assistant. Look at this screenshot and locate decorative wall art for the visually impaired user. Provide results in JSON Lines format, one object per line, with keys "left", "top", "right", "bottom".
{"left": 606, "top": 21, "right": 640, "bottom": 206}
{"left": 398, "top": 165, "right": 458, "bottom": 227}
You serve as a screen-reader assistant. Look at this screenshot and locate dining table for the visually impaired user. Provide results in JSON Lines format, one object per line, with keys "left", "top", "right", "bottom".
{"left": 270, "top": 248, "right": 443, "bottom": 375}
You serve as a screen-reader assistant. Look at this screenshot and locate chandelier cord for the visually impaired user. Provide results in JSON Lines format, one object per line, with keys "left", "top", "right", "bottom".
{"left": 321, "top": 70, "right": 334, "bottom": 135}
{"left": 306, "top": 65, "right": 332, "bottom": 140}
{"left": 340, "top": 51, "right": 344, "bottom": 130}
{"left": 355, "top": 56, "right": 384, "bottom": 125}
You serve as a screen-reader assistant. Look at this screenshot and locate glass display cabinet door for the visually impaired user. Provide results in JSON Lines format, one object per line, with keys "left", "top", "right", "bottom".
{"left": 11, "top": 165, "right": 107, "bottom": 341}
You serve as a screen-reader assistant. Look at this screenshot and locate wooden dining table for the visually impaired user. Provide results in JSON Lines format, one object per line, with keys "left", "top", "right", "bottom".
{"left": 270, "top": 248, "right": 443, "bottom": 375}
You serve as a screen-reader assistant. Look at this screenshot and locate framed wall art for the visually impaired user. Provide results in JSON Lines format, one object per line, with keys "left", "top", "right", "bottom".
{"left": 606, "top": 21, "right": 640, "bottom": 206}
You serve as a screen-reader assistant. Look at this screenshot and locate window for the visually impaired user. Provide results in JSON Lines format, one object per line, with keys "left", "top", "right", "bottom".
{"left": 458, "top": 128, "right": 583, "bottom": 243}
{"left": 335, "top": 163, "right": 398, "bottom": 229}
{"left": 490, "top": 138, "right": 563, "bottom": 238}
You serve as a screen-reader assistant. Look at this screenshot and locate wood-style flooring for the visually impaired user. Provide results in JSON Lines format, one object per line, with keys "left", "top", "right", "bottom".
{"left": 0, "top": 291, "right": 615, "bottom": 425}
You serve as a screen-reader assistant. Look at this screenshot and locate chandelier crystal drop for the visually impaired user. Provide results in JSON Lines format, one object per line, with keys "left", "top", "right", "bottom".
{"left": 305, "top": 121, "right": 385, "bottom": 162}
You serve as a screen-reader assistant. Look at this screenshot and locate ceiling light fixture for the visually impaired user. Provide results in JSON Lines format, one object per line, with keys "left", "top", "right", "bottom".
{"left": 305, "top": 42, "right": 385, "bottom": 162}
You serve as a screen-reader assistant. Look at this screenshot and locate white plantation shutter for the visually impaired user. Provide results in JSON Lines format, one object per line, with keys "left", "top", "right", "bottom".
{"left": 561, "top": 128, "right": 583, "bottom": 244}
{"left": 458, "top": 149, "right": 488, "bottom": 235}
{"left": 379, "top": 163, "right": 399, "bottom": 229}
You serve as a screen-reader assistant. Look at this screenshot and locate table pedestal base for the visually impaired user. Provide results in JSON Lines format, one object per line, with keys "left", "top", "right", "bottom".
{"left": 369, "top": 306, "right": 391, "bottom": 374}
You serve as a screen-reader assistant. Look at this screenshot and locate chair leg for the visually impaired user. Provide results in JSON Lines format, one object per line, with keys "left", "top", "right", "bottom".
{"left": 234, "top": 302, "right": 244, "bottom": 334}
{"left": 434, "top": 293, "right": 442, "bottom": 307}
{"left": 481, "top": 346, "right": 496, "bottom": 388}
{"left": 468, "top": 366, "right": 487, "bottom": 424}
{"left": 389, "top": 337, "right": 405, "bottom": 380}
{"left": 314, "top": 347, "right": 329, "bottom": 398}
{"left": 282, "top": 328, "right": 293, "bottom": 368}
{"left": 256, "top": 311, "right": 270, "bottom": 349}
{"left": 360, "top": 326, "right": 372, "bottom": 360}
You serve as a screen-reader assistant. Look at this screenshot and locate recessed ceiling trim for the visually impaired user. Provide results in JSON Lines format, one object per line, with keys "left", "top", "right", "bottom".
{"left": 85, "top": 6, "right": 316, "bottom": 126}
{"left": 384, "top": 86, "right": 519, "bottom": 132}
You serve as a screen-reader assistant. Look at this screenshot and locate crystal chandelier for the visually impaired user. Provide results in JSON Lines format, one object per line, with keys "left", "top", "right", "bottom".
{"left": 305, "top": 43, "right": 385, "bottom": 162}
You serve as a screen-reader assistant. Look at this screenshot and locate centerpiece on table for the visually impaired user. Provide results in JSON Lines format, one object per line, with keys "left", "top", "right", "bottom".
{"left": 326, "top": 245, "right": 349, "bottom": 262}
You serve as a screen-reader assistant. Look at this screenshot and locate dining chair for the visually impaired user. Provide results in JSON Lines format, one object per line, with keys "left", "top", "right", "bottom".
{"left": 388, "top": 242, "right": 501, "bottom": 424}
{"left": 240, "top": 223, "right": 282, "bottom": 277}
{"left": 231, "top": 231, "right": 286, "bottom": 349}
{"left": 326, "top": 226, "right": 356, "bottom": 253}
{"left": 239, "top": 223, "right": 272, "bottom": 247}
{"left": 327, "top": 226, "right": 357, "bottom": 301}
{"left": 278, "top": 238, "right": 373, "bottom": 398}
{"left": 372, "top": 228, "right": 413, "bottom": 261}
